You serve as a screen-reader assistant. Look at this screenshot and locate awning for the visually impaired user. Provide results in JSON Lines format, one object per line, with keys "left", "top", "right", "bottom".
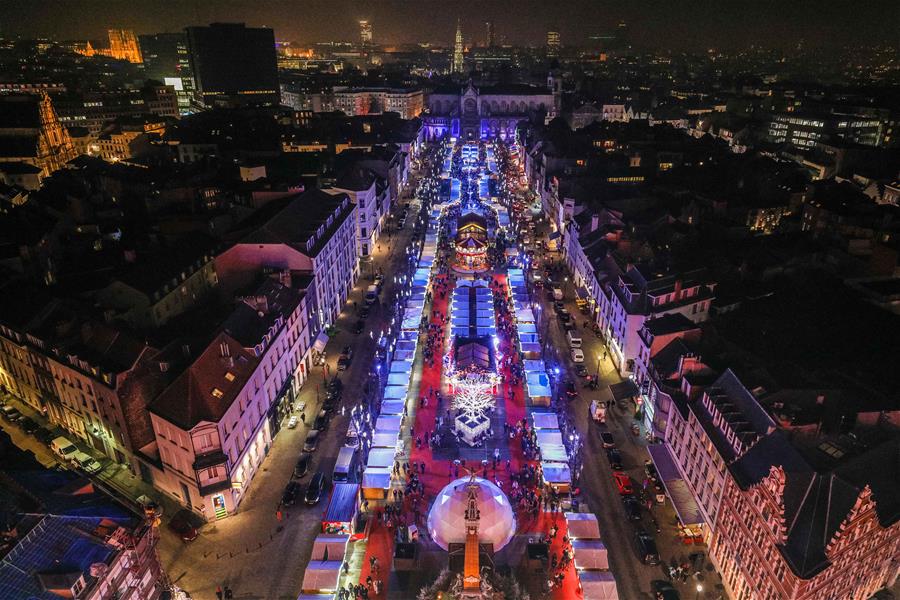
{"left": 313, "top": 331, "right": 329, "bottom": 353}
{"left": 575, "top": 286, "right": 589, "bottom": 300}
{"left": 647, "top": 444, "right": 704, "bottom": 527}
{"left": 549, "top": 231, "right": 561, "bottom": 240}
{"left": 579, "top": 570, "right": 619, "bottom": 600}
{"left": 301, "top": 561, "right": 342, "bottom": 593}
{"left": 609, "top": 379, "right": 639, "bottom": 402}
{"left": 324, "top": 484, "right": 358, "bottom": 525}
{"left": 565, "top": 512, "right": 600, "bottom": 539}
{"left": 572, "top": 539, "right": 609, "bottom": 570}
{"left": 311, "top": 534, "right": 350, "bottom": 561}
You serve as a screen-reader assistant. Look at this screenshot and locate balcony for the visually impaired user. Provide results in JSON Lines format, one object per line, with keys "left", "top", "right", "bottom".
{"left": 192, "top": 449, "right": 228, "bottom": 471}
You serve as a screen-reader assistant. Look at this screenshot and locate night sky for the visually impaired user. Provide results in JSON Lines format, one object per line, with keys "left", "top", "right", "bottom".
{"left": 3, "top": 0, "right": 898, "bottom": 51}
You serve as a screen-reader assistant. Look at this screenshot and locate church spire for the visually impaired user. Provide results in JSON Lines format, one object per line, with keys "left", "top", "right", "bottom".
{"left": 452, "top": 18, "right": 465, "bottom": 74}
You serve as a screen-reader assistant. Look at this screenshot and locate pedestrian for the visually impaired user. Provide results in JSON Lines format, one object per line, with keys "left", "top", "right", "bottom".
{"left": 216, "top": 586, "right": 224, "bottom": 600}
{"left": 224, "top": 586, "right": 233, "bottom": 600}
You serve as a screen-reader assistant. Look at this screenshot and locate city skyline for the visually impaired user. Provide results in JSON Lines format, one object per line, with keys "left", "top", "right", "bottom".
{"left": 3, "top": 0, "right": 899, "bottom": 52}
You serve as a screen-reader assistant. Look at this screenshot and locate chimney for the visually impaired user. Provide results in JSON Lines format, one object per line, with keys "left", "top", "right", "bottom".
{"left": 591, "top": 213, "right": 600, "bottom": 232}
{"left": 219, "top": 341, "right": 230, "bottom": 358}
{"left": 673, "top": 278, "right": 682, "bottom": 300}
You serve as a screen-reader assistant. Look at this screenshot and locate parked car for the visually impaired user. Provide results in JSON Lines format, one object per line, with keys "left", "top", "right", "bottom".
{"left": 557, "top": 309, "right": 572, "bottom": 324}
{"left": 359, "top": 306, "right": 370, "bottom": 319}
{"left": 282, "top": 481, "right": 302, "bottom": 506}
{"left": 623, "top": 495, "right": 642, "bottom": 521}
{"left": 564, "top": 380, "right": 578, "bottom": 398}
{"left": 19, "top": 417, "right": 39, "bottom": 434}
{"left": 2, "top": 407, "right": 22, "bottom": 422}
{"left": 650, "top": 579, "right": 681, "bottom": 600}
{"left": 354, "top": 320, "right": 365, "bottom": 334}
{"left": 652, "top": 581, "right": 681, "bottom": 600}
{"left": 294, "top": 453, "right": 312, "bottom": 478}
{"left": 287, "top": 415, "right": 299, "bottom": 429}
{"left": 635, "top": 529, "right": 660, "bottom": 565}
{"left": 337, "top": 346, "right": 353, "bottom": 371}
{"left": 570, "top": 348, "right": 585, "bottom": 363}
{"left": 305, "top": 472, "right": 326, "bottom": 505}
{"left": 73, "top": 451, "right": 102, "bottom": 474}
{"left": 553, "top": 300, "right": 565, "bottom": 313}
{"left": 51, "top": 436, "right": 78, "bottom": 461}
{"left": 614, "top": 472, "right": 634, "bottom": 495}
{"left": 600, "top": 431, "right": 616, "bottom": 448}
{"left": 303, "top": 430, "right": 320, "bottom": 453}
{"left": 345, "top": 424, "right": 359, "bottom": 448}
{"left": 168, "top": 510, "right": 199, "bottom": 542}
{"left": 605, "top": 448, "right": 624, "bottom": 470}
{"left": 575, "top": 364, "right": 589, "bottom": 377}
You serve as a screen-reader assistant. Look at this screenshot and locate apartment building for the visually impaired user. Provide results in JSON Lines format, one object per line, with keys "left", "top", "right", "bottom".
{"left": 328, "top": 166, "right": 384, "bottom": 258}
{"left": 215, "top": 188, "right": 358, "bottom": 334}
{"left": 145, "top": 278, "right": 311, "bottom": 519}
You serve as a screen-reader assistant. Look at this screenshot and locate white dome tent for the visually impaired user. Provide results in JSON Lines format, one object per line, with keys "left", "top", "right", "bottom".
{"left": 426, "top": 476, "right": 516, "bottom": 551}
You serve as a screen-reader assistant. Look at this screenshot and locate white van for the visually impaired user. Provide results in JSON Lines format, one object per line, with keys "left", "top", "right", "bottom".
{"left": 365, "top": 285, "right": 379, "bottom": 305}
{"left": 333, "top": 446, "right": 357, "bottom": 483}
{"left": 566, "top": 330, "right": 582, "bottom": 348}
{"left": 51, "top": 436, "right": 78, "bottom": 461}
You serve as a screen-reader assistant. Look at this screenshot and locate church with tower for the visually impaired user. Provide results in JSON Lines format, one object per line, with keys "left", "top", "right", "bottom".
{"left": 423, "top": 76, "right": 560, "bottom": 141}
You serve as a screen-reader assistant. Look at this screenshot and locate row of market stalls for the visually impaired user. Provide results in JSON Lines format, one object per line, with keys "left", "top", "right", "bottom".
{"left": 300, "top": 158, "right": 450, "bottom": 597}
{"left": 564, "top": 513, "right": 620, "bottom": 599}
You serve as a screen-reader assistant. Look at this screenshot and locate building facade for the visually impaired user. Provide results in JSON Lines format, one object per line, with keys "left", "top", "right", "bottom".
{"left": 146, "top": 279, "right": 311, "bottom": 519}
{"left": 424, "top": 80, "right": 557, "bottom": 141}
{"left": 185, "top": 23, "right": 279, "bottom": 108}
{"left": 0, "top": 93, "right": 77, "bottom": 175}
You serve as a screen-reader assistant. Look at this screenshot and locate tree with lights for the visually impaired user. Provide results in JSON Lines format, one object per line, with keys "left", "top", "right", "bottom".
{"left": 452, "top": 378, "right": 495, "bottom": 419}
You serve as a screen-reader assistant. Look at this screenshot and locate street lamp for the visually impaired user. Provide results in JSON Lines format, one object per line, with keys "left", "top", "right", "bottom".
{"left": 695, "top": 584, "right": 703, "bottom": 600}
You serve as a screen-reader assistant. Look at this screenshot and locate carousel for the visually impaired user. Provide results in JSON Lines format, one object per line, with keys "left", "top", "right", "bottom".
{"left": 454, "top": 212, "right": 489, "bottom": 273}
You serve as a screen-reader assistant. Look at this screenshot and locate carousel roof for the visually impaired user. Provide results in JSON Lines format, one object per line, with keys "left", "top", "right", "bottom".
{"left": 457, "top": 236, "right": 487, "bottom": 250}
{"left": 427, "top": 476, "right": 516, "bottom": 551}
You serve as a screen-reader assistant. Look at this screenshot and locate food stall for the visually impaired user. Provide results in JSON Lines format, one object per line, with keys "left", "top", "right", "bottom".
{"left": 565, "top": 512, "right": 601, "bottom": 540}
{"left": 578, "top": 570, "right": 619, "bottom": 600}
{"left": 322, "top": 485, "right": 359, "bottom": 535}
{"left": 572, "top": 539, "right": 609, "bottom": 570}
{"left": 300, "top": 561, "right": 342, "bottom": 594}
{"left": 361, "top": 467, "right": 392, "bottom": 500}
{"left": 310, "top": 533, "right": 350, "bottom": 560}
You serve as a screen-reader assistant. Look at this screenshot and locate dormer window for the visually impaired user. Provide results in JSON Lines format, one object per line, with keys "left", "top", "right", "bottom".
{"left": 211, "top": 388, "right": 224, "bottom": 399}
{"left": 224, "top": 372, "right": 235, "bottom": 382}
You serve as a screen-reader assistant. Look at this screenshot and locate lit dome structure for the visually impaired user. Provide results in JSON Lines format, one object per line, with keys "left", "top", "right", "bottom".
{"left": 426, "top": 476, "right": 516, "bottom": 551}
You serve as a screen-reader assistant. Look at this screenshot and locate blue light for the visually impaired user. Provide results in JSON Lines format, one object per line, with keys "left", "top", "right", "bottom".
{"left": 554, "top": 367, "right": 561, "bottom": 375}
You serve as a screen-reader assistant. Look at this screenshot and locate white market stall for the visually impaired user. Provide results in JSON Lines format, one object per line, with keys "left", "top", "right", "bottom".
{"left": 572, "top": 538, "right": 609, "bottom": 570}
{"left": 300, "top": 561, "right": 342, "bottom": 594}
{"left": 565, "top": 512, "right": 601, "bottom": 539}
{"left": 578, "top": 570, "right": 619, "bottom": 600}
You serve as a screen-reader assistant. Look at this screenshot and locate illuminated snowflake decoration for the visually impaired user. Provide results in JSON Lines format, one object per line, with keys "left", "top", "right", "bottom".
{"left": 452, "top": 378, "right": 495, "bottom": 420}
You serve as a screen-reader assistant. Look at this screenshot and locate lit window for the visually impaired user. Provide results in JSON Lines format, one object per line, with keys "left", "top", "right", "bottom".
{"left": 211, "top": 388, "right": 224, "bottom": 398}
{"left": 224, "top": 372, "right": 235, "bottom": 382}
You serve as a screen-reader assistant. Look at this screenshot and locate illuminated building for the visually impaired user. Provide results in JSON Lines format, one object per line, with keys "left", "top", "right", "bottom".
{"left": 139, "top": 32, "right": 196, "bottom": 112}
{"left": 331, "top": 87, "right": 424, "bottom": 119}
{"left": 0, "top": 93, "right": 76, "bottom": 175}
{"left": 547, "top": 30, "right": 560, "bottom": 57}
{"left": 452, "top": 19, "right": 464, "bottom": 74}
{"left": 424, "top": 80, "right": 557, "bottom": 140}
{"left": 185, "top": 23, "right": 279, "bottom": 108}
{"left": 359, "top": 20, "right": 373, "bottom": 48}
{"left": 146, "top": 279, "right": 312, "bottom": 520}
{"left": 105, "top": 29, "right": 143, "bottom": 63}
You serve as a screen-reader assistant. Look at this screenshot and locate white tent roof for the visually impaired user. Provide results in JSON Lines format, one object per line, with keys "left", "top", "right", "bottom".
{"left": 301, "top": 561, "right": 342, "bottom": 593}
{"left": 531, "top": 412, "right": 559, "bottom": 430}
{"left": 427, "top": 477, "right": 516, "bottom": 552}
{"left": 541, "top": 462, "right": 571, "bottom": 485}
{"left": 311, "top": 534, "right": 349, "bottom": 561}
{"left": 565, "top": 512, "right": 601, "bottom": 539}
{"left": 375, "top": 415, "right": 402, "bottom": 434}
{"left": 366, "top": 447, "right": 396, "bottom": 468}
{"left": 380, "top": 400, "right": 406, "bottom": 415}
{"left": 572, "top": 539, "right": 609, "bottom": 570}
{"left": 387, "top": 372, "right": 410, "bottom": 386}
{"left": 362, "top": 467, "right": 392, "bottom": 490}
{"left": 370, "top": 432, "right": 398, "bottom": 448}
{"left": 536, "top": 430, "right": 564, "bottom": 448}
{"left": 578, "top": 570, "right": 619, "bottom": 600}
{"left": 383, "top": 385, "right": 408, "bottom": 400}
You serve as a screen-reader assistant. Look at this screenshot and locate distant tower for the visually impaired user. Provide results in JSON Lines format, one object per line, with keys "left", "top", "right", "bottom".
{"left": 547, "top": 71, "right": 562, "bottom": 117}
{"left": 546, "top": 30, "right": 560, "bottom": 58}
{"left": 359, "top": 20, "right": 373, "bottom": 48}
{"left": 452, "top": 19, "right": 465, "bottom": 74}
{"left": 485, "top": 21, "right": 495, "bottom": 48}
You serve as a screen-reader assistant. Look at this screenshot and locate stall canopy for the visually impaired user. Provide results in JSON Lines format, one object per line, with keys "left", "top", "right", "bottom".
{"left": 324, "top": 485, "right": 358, "bottom": 528}
{"left": 526, "top": 382, "right": 552, "bottom": 401}
{"left": 572, "top": 539, "right": 609, "bottom": 570}
{"left": 375, "top": 415, "right": 402, "bottom": 434}
{"left": 578, "top": 570, "right": 619, "bottom": 600}
{"left": 362, "top": 467, "right": 392, "bottom": 490}
{"left": 536, "top": 429, "right": 564, "bottom": 449}
{"left": 370, "top": 432, "right": 398, "bottom": 449}
{"left": 313, "top": 331, "right": 329, "bottom": 353}
{"left": 390, "top": 359, "right": 414, "bottom": 374}
{"left": 541, "top": 462, "right": 571, "bottom": 486}
{"left": 366, "top": 447, "right": 396, "bottom": 469}
{"left": 531, "top": 412, "right": 559, "bottom": 430}
{"left": 383, "top": 385, "right": 408, "bottom": 400}
{"left": 515, "top": 308, "right": 536, "bottom": 323}
{"left": 380, "top": 400, "right": 406, "bottom": 416}
{"left": 387, "top": 373, "right": 410, "bottom": 386}
{"left": 647, "top": 444, "right": 704, "bottom": 527}
{"left": 311, "top": 533, "right": 350, "bottom": 561}
{"left": 565, "top": 512, "right": 601, "bottom": 539}
{"left": 301, "top": 561, "right": 342, "bottom": 593}
{"left": 523, "top": 359, "right": 547, "bottom": 373}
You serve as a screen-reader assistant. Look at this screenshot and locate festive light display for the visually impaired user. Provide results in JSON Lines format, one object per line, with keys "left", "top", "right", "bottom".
{"left": 452, "top": 377, "right": 496, "bottom": 420}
